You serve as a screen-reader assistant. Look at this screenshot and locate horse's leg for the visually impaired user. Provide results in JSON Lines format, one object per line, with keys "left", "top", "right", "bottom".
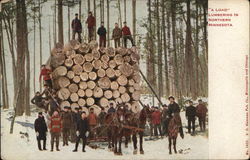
{"left": 132, "top": 134, "right": 138, "bottom": 154}
{"left": 168, "top": 137, "right": 172, "bottom": 154}
{"left": 108, "top": 129, "right": 111, "bottom": 149}
{"left": 125, "top": 135, "right": 128, "bottom": 148}
{"left": 114, "top": 136, "right": 117, "bottom": 154}
{"left": 118, "top": 136, "right": 122, "bottom": 155}
{"left": 173, "top": 137, "right": 177, "bottom": 154}
{"left": 139, "top": 131, "right": 144, "bottom": 154}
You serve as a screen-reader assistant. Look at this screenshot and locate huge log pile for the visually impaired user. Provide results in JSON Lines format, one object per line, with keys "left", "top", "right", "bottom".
{"left": 50, "top": 40, "right": 141, "bottom": 115}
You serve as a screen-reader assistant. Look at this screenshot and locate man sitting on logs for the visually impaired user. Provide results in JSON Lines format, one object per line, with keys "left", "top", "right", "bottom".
{"left": 122, "top": 21, "right": 135, "bottom": 48}
{"left": 112, "top": 23, "right": 122, "bottom": 48}
{"left": 97, "top": 21, "right": 107, "bottom": 48}
{"left": 31, "top": 91, "right": 49, "bottom": 111}
{"left": 39, "top": 64, "right": 52, "bottom": 88}
{"left": 71, "top": 13, "right": 82, "bottom": 43}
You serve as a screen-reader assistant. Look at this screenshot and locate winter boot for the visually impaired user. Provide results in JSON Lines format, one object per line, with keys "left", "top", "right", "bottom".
{"left": 43, "top": 140, "right": 47, "bottom": 150}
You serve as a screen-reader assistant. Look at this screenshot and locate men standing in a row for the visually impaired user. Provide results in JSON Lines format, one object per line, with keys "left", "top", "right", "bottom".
{"left": 49, "top": 111, "right": 62, "bottom": 151}
{"left": 86, "top": 11, "right": 96, "bottom": 42}
{"left": 122, "top": 22, "right": 135, "bottom": 48}
{"left": 185, "top": 100, "right": 196, "bottom": 134}
{"left": 112, "top": 23, "right": 122, "bottom": 48}
{"left": 35, "top": 112, "right": 48, "bottom": 151}
{"left": 97, "top": 22, "right": 107, "bottom": 48}
{"left": 72, "top": 13, "right": 82, "bottom": 42}
{"left": 196, "top": 99, "right": 208, "bottom": 132}
{"left": 73, "top": 112, "right": 89, "bottom": 152}
{"left": 61, "top": 106, "right": 72, "bottom": 146}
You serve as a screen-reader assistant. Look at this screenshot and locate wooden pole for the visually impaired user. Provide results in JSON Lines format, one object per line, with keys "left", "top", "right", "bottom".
{"left": 139, "top": 69, "right": 163, "bottom": 106}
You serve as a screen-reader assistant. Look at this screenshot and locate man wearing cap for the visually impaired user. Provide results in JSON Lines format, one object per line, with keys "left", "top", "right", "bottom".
{"left": 122, "top": 21, "right": 135, "bottom": 48}
{"left": 61, "top": 106, "right": 73, "bottom": 146}
{"left": 112, "top": 23, "right": 122, "bottom": 48}
{"left": 31, "top": 91, "right": 47, "bottom": 110}
{"left": 73, "top": 112, "right": 89, "bottom": 152}
{"left": 107, "top": 103, "right": 116, "bottom": 113}
{"left": 39, "top": 65, "right": 52, "bottom": 88}
{"left": 71, "top": 13, "right": 82, "bottom": 42}
{"left": 151, "top": 106, "right": 162, "bottom": 138}
{"left": 34, "top": 112, "right": 48, "bottom": 151}
{"left": 49, "top": 110, "right": 62, "bottom": 151}
{"left": 196, "top": 99, "right": 208, "bottom": 131}
{"left": 97, "top": 21, "right": 107, "bottom": 48}
{"left": 88, "top": 108, "right": 98, "bottom": 138}
{"left": 185, "top": 100, "right": 196, "bottom": 134}
{"left": 167, "top": 96, "right": 184, "bottom": 138}
{"left": 86, "top": 11, "right": 96, "bottom": 42}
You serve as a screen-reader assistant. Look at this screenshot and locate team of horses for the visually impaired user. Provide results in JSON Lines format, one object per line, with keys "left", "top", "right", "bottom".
{"left": 103, "top": 103, "right": 184, "bottom": 155}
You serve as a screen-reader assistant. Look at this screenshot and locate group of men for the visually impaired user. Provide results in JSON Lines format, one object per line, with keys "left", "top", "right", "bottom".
{"left": 34, "top": 102, "right": 120, "bottom": 152}
{"left": 72, "top": 12, "right": 135, "bottom": 48}
{"left": 147, "top": 97, "right": 208, "bottom": 138}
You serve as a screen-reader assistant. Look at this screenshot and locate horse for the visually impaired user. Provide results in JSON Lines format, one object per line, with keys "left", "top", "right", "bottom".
{"left": 167, "top": 112, "right": 184, "bottom": 154}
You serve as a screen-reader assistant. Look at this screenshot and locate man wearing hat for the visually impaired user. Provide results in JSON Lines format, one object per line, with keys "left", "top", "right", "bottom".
{"left": 88, "top": 108, "right": 98, "bottom": 138}
{"left": 86, "top": 11, "right": 96, "bottom": 42}
{"left": 73, "top": 111, "right": 89, "bottom": 152}
{"left": 71, "top": 13, "right": 82, "bottom": 42}
{"left": 98, "top": 107, "right": 107, "bottom": 137}
{"left": 167, "top": 96, "right": 184, "bottom": 138}
{"left": 61, "top": 106, "right": 73, "bottom": 146}
{"left": 185, "top": 100, "right": 196, "bottom": 134}
{"left": 34, "top": 112, "right": 48, "bottom": 151}
{"left": 49, "top": 110, "right": 62, "bottom": 151}
{"left": 151, "top": 106, "right": 162, "bottom": 138}
{"left": 196, "top": 99, "right": 208, "bottom": 131}
{"left": 39, "top": 65, "right": 52, "bottom": 88}
{"left": 97, "top": 21, "right": 107, "bottom": 47}
{"left": 122, "top": 21, "right": 135, "bottom": 48}
{"left": 107, "top": 103, "right": 116, "bottom": 113}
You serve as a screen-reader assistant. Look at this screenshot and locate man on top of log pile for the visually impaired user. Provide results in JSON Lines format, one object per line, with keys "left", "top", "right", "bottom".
{"left": 122, "top": 21, "right": 135, "bottom": 48}
{"left": 39, "top": 64, "right": 52, "bottom": 88}
{"left": 71, "top": 13, "right": 82, "bottom": 43}
{"left": 97, "top": 21, "right": 107, "bottom": 48}
{"left": 61, "top": 106, "right": 73, "bottom": 146}
{"left": 88, "top": 108, "right": 98, "bottom": 139}
{"left": 112, "top": 23, "right": 122, "bottom": 48}
{"left": 86, "top": 11, "right": 96, "bottom": 42}
{"left": 107, "top": 103, "right": 116, "bottom": 113}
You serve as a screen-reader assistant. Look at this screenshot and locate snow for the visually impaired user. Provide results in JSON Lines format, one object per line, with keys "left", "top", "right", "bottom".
{"left": 1, "top": 108, "right": 208, "bottom": 160}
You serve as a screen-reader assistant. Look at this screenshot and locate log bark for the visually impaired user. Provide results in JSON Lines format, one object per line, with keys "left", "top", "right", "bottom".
{"left": 54, "top": 76, "right": 70, "bottom": 89}
{"left": 105, "top": 47, "right": 115, "bottom": 57}
{"left": 79, "top": 42, "right": 90, "bottom": 53}
{"left": 69, "top": 39, "right": 80, "bottom": 50}
{"left": 119, "top": 63, "right": 133, "bottom": 77}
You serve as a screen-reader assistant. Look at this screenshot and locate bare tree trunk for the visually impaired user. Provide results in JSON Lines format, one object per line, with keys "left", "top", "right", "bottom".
{"left": 15, "top": 0, "right": 27, "bottom": 116}
{"left": 54, "top": 0, "right": 57, "bottom": 45}
{"left": 39, "top": 0, "right": 43, "bottom": 92}
{"left": 117, "top": 0, "right": 122, "bottom": 28}
{"left": 166, "top": 8, "right": 171, "bottom": 96}
{"left": 195, "top": 0, "right": 199, "bottom": 97}
{"left": 132, "top": 0, "right": 136, "bottom": 43}
{"left": 93, "top": 0, "right": 96, "bottom": 40}
{"left": 124, "top": 0, "right": 126, "bottom": 22}
{"left": 79, "top": 0, "right": 82, "bottom": 20}
{"left": 33, "top": 2, "right": 36, "bottom": 94}
{"left": 58, "top": 0, "right": 64, "bottom": 45}
{"left": 100, "top": 0, "right": 102, "bottom": 23}
{"left": 107, "top": 0, "right": 110, "bottom": 46}
{"left": 68, "top": 5, "right": 70, "bottom": 42}
{"left": 88, "top": 0, "right": 90, "bottom": 13}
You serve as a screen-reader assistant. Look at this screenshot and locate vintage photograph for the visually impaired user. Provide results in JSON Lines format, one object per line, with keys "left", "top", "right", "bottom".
{"left": 0, "top": 0, "right": 209, "bottom": 159}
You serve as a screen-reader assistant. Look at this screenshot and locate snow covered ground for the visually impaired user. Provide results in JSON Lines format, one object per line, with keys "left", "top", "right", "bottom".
{"left": 1, "top": 108, "right": 208, "bottom": 160}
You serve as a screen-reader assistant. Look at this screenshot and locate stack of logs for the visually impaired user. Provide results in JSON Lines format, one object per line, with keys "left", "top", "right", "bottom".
{"left": 50, "top": 40, "right": 141, "bottom": 115}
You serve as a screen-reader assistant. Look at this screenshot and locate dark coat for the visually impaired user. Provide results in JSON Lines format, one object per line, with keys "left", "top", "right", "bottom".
{"left": 98, "top": 112, "right": 107, "bottom": 125}
{"left": 168, "top": 102, "right": 180, "bottom": 118}
{"left": 76, "top": 118, "right": 89, "bottom": 137}
{"left": 97, "top": 26, "right": 107, "bottom": 36}
{"left": 196, "top": 104, "right": 208, "bottom": 118}
{"left": 86, "top": 16, "right": 96, "bottom": 28}
{"left": 34, "top": 116, "right": 48, "bottom": 140}
{"left": 61, "top": 111, "right": 72, "bottom": 129}
{"left": 185, "top": 105, "right": 196, "bottom": 119}
{"left": 71, "top": 18, "right": 82, "bottom": 32}
{"left": 107, "top": 107, "right": 116, "bottom": 113}
{"left": 31, "top": 95, "right": 44, "bottom": 105}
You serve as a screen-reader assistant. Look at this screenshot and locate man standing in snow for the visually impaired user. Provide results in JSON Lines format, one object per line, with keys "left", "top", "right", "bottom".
{"left": 86, "top": 11, "right": 96, "bottom": 42}
{"left": 88, "top": 108, "right": 98, "bottom": 138}
{"left": 73, "top": 112, "right": 89, "bottom": 152}
{"left": 196, "top": 99, "right": 208, "bottom": 132}
{"left": 71, "top": 13, "right": 82, "bottom": 42}
{"left": 185, "top": 100, "right": 196, "bottom": 134}
{"left": 34, "top": 112, "right": 48, "bottom": 151}
{"left": 98, "top": 107, "right": 107, "bottom": 137}
{"left": 61, "top": 106, "right": 72, "bottom": 146}
{"left": 49, "top": 110, "right": 62, "bottom": 151}
{"left": 97, "top": 21, "right": 107, "bottom": 48}
{"left": 122, "top": 21, "right": 135, "bottom": 48}
{"left": 151, "top": 107, "right": 162, "bottom": 138}
{"left": 161, "top": 104, "right": 169, "bottom": 136}
{"left": 112, "top": 23, "right": 122, "bottom": 48}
